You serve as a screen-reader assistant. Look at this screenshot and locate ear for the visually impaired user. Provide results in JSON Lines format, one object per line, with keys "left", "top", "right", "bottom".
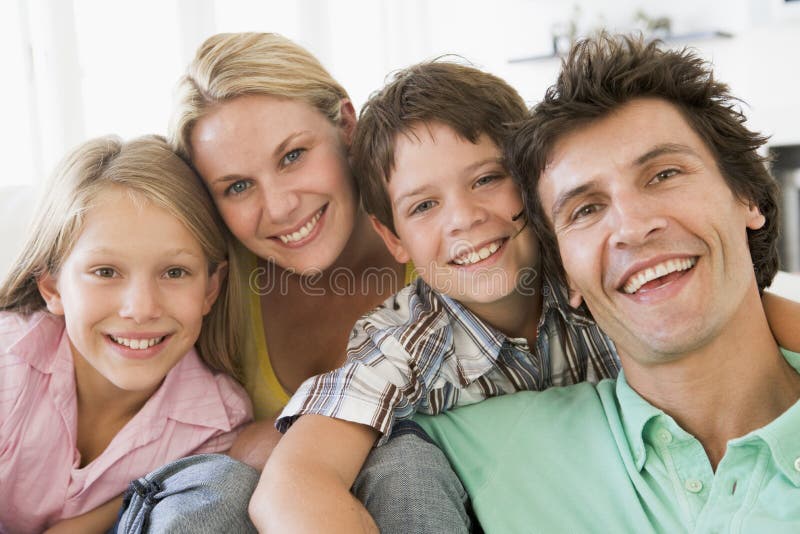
{"left": 567, "top": 278, "right": 584, "bottom": 309}
{"left": 203, "top": 261, "right": 227, "bottom": 316}
{"left": 745, "top": 202, "right": 766, "bottom": 231}
{"left": 338, "top": 99, "right": 357, "bottom": 147}
{"left": 37, "top": 272, "right": 65, "bottom": 316}
{"left": 370, "top": 215, "right": 411, "bottom": 264}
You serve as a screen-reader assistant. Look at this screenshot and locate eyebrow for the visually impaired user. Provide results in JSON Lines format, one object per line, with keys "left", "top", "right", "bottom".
{"left": 551, "top": 182, "right": 599, "bottom": 222}
{"left": 211, "top": 131, "right": 311, "bottom": 185}
{"left": 392, "top": 156, "right": 503, "bottom": 208}
{"left": 634, "top": 143, "right": 701, "bottom": 166}
{"left": 550, "top": 143, "right": 702, "bottom": 220}
{"left": 84, "top": 247, "right": 203, "bottom": 259}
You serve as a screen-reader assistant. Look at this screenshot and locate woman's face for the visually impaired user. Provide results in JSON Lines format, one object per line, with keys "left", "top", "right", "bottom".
{"left": 191, "top": 94, "right": 358, "bottom": 273}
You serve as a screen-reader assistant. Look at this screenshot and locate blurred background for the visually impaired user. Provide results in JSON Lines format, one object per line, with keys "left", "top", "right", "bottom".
{"left": 3, "top": 0, "right": 800, "bottom": 273}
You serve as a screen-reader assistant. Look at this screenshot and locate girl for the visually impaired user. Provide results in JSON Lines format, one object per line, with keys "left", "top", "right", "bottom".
{"left": 0, "top": 135, "right": 252, "bottom": 533}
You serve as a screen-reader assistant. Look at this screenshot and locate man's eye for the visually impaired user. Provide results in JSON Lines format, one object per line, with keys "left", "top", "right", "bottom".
{"left": 93, "top": 267, "right": 116, "bottom": 278}
{"left": 165, "top": 268, "right": 188, "bottom": 279}
{"left": 226, "top": 180, "right": 251, "bottom": 196}
{"left": 282, "top": 148, "right": 305, "bottom": 166}
{"left": 571, "top": 204, "right": 600, "bottom": 222}
{"left": 651, "top": 168, "right": 679, "bottom": 184}
{"left": 411, "top": 200, "right": 436, "bottom": 215}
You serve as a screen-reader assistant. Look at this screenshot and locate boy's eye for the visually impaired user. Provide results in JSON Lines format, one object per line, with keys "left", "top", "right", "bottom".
{"left": 225, "top": 180, "right": 252, "bottom": 196}
{"left": 475, "top": 174, "right": 503, "bottom": 187}
{"left": 282, "top": 148, "right": 305, "bottom": 166}
{"left": 93, "top": 267, "right": 117, "bottom": 278}
{"left": 165, "top": 267, "right": 189, "bottom": 279}
{"left": 411, "top": 200, "right": 437, "bottom": 215}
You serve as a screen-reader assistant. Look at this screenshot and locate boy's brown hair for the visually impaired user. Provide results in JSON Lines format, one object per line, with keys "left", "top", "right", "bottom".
{"left": 352, "top": 61, "right": 528, "bottom": 233}
{"left": 508, "top": 33, "right": 780, "bottom": 292}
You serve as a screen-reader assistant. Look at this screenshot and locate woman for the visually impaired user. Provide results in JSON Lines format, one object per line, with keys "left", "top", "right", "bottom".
{"left": 171, "top": 32, "right": 413, "bottom": 425}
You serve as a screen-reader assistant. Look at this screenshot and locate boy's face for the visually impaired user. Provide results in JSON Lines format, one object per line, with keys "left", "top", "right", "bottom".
{"left": 373, "top": 122, "right": 539, "bottom": 313}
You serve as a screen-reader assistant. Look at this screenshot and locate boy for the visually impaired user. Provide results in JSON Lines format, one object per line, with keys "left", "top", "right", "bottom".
{"left": 250, "top": 61, "right": 620, "bottom": 533}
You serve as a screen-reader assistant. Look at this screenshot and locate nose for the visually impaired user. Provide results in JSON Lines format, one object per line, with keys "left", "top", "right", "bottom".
{"left": 261, "top": 180, "right": 301, "bottom": 225}
{"left": 118, "top": 277, "right": 162, "bottom": 323}
{"left": 445, "top": 193, "right": 488, "bottom": 236}
{"left": 608, "top": 191, "right": 668, "bottom": 248}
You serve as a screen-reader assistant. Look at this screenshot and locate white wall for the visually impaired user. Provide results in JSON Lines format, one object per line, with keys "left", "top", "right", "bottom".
{"left": 7, "top": 0, "right": 800, "bottom": 183}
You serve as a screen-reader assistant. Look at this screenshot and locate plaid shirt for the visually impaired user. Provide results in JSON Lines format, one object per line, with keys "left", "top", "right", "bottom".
{"left": 277, "top": 273, "right": 620, "bottom": 445}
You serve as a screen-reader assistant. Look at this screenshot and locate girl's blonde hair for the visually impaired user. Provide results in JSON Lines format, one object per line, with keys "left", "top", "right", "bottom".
{"left": 170, "top": 32, "right": 349, "bottom": 161}
{"left": 0, "top": 135, "right": 244, "bottom": 379}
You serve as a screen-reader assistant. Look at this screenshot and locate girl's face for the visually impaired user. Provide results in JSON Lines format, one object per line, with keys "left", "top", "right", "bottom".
{"left": 190, "top": 94, "right": 358, "bottom": 274}
{"left": 37, "top": 187, "right": 222, "bottom": 396}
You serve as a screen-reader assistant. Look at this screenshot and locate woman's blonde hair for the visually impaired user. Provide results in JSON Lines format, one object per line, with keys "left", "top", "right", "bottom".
{"left": 0, "top": 135, "right": 244, "bottom": 379}
{"left": 170, "top": 32, "right": 349, "bottom": 160}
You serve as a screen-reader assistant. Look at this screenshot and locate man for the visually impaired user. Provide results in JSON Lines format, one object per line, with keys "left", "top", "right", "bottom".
{"left": 416, "top": 34, "right": 800, "bottom": 532}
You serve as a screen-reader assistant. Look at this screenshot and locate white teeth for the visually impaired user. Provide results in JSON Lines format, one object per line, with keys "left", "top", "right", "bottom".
{"left": 623, "top": 257, "right": 697, "bottom": 294}
{"left": 279, "top": 209, "right": 322, "bottom": 243}
{"left": 452, "top": 240, "right": 502, "bottom": 266}
{"left": 110, "top": 335, "right": 166, "bottom": 350}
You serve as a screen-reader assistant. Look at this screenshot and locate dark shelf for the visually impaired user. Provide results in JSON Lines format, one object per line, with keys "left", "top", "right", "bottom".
{"left": 509, "top": 30, "right": 733, "bottom": 64}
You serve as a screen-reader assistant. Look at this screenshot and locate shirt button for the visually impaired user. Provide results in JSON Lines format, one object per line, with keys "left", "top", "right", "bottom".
{"left": 794, "top": 457, "right": 800, "bottom": 472}
{"left": 685, "top": 479, "right": 703, "bottom": 493}
{"left": 657, "top": 428, "right": 673, "bottom": 444}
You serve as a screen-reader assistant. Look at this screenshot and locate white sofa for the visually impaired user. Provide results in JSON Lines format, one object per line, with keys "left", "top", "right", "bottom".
{"left": 0, "top": 185, "right": 799, "bottom": 301}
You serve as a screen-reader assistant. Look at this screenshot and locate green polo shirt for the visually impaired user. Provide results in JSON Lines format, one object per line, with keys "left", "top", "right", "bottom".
{"left": 416, "top": 350, "right": 800, "bottom": 533}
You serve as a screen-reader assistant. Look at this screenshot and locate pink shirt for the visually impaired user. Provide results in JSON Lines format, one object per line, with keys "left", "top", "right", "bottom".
{"left": 0, "top": 312, "right": 253, "bottom": 533}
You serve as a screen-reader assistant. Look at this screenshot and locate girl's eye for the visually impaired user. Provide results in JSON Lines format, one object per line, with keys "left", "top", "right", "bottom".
{"left": 651, "top": 168, "right": 679, "bottom": 184}
{"left": 225, "top": 180, "right": 251, "bottom": 196}
{"left": 411, "top": 200, "right": 437, "bottom": 215}
{"left": 93, "top": 267, "right": 116, "bottom": 278}
{"left": 165, "top": 267, "right": 189, "bottom": 279}
{"left": 282, "top": 148, "right": 305, "bottom": 166}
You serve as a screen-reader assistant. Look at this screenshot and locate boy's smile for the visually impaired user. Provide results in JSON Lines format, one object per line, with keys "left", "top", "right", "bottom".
{"left": 374, "top": 122, "right": 540, "bottom": 325}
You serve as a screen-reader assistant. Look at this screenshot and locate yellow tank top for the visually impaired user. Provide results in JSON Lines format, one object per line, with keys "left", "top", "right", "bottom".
{"left": 237, "top": 247, "right": 416, "bottom": 420}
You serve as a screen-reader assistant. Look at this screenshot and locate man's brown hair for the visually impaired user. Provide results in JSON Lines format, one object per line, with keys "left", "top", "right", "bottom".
{"left": 508, "top": 33, "right": 780, "bottom": 292}
{"left": 352, "top": 60, "right": 528, "bottom": 233}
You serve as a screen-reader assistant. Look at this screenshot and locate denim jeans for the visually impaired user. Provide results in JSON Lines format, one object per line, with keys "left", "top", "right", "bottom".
{"left": 353, "top": 420, "right": 475, "bottom": 534}
{"left": 115, "top": 454, "right": 258, "bottom": 533}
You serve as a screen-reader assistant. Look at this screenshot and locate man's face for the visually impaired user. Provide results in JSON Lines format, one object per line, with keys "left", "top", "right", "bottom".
{"left": 537, "top": 98, "right": 765, "bottom": 364}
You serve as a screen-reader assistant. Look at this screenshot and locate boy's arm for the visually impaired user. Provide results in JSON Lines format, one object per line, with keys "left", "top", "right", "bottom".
{"left": 43, "top": 495, "right": 124, "bottom": 534}
{"left": 250, "top": 415, "right": 379, "bottom": 534}
{"left": 227, "top": 418, "right": 283, "bottom": 470}
{"left": 764, "top": 291, "right": 800, "bottom": 352}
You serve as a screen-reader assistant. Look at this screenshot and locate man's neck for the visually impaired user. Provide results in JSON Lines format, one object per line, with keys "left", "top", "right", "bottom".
{"left": 621, "top": 291, "right": 800, "bottom": 470}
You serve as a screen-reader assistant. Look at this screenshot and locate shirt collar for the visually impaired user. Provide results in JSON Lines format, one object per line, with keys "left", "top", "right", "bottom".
{"left": 134, "top": 348, "right": 234, "bottom": 433}
{"left": 4, "top": 311, "right": 67, "bottom": 373}
{"left": 744, "top": 349, "right": 800, "bottom": 487}
{"left": 615, "top": 348, "right": 800, "bottom": 476}
{"left": 614, "top": 370, "right": 664, "bottom": 471}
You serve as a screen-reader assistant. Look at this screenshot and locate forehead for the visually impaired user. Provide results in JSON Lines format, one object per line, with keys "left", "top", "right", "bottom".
{"left": 538, "top": 98, "right": 715, "bottom": 213}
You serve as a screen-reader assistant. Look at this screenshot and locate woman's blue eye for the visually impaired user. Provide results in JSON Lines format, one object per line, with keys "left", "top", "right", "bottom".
{"left": 282, "top": 148, "right": 305, "bottom": 166}
{"left": 226, "top": 180, "right": 251, "bottom": 196}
